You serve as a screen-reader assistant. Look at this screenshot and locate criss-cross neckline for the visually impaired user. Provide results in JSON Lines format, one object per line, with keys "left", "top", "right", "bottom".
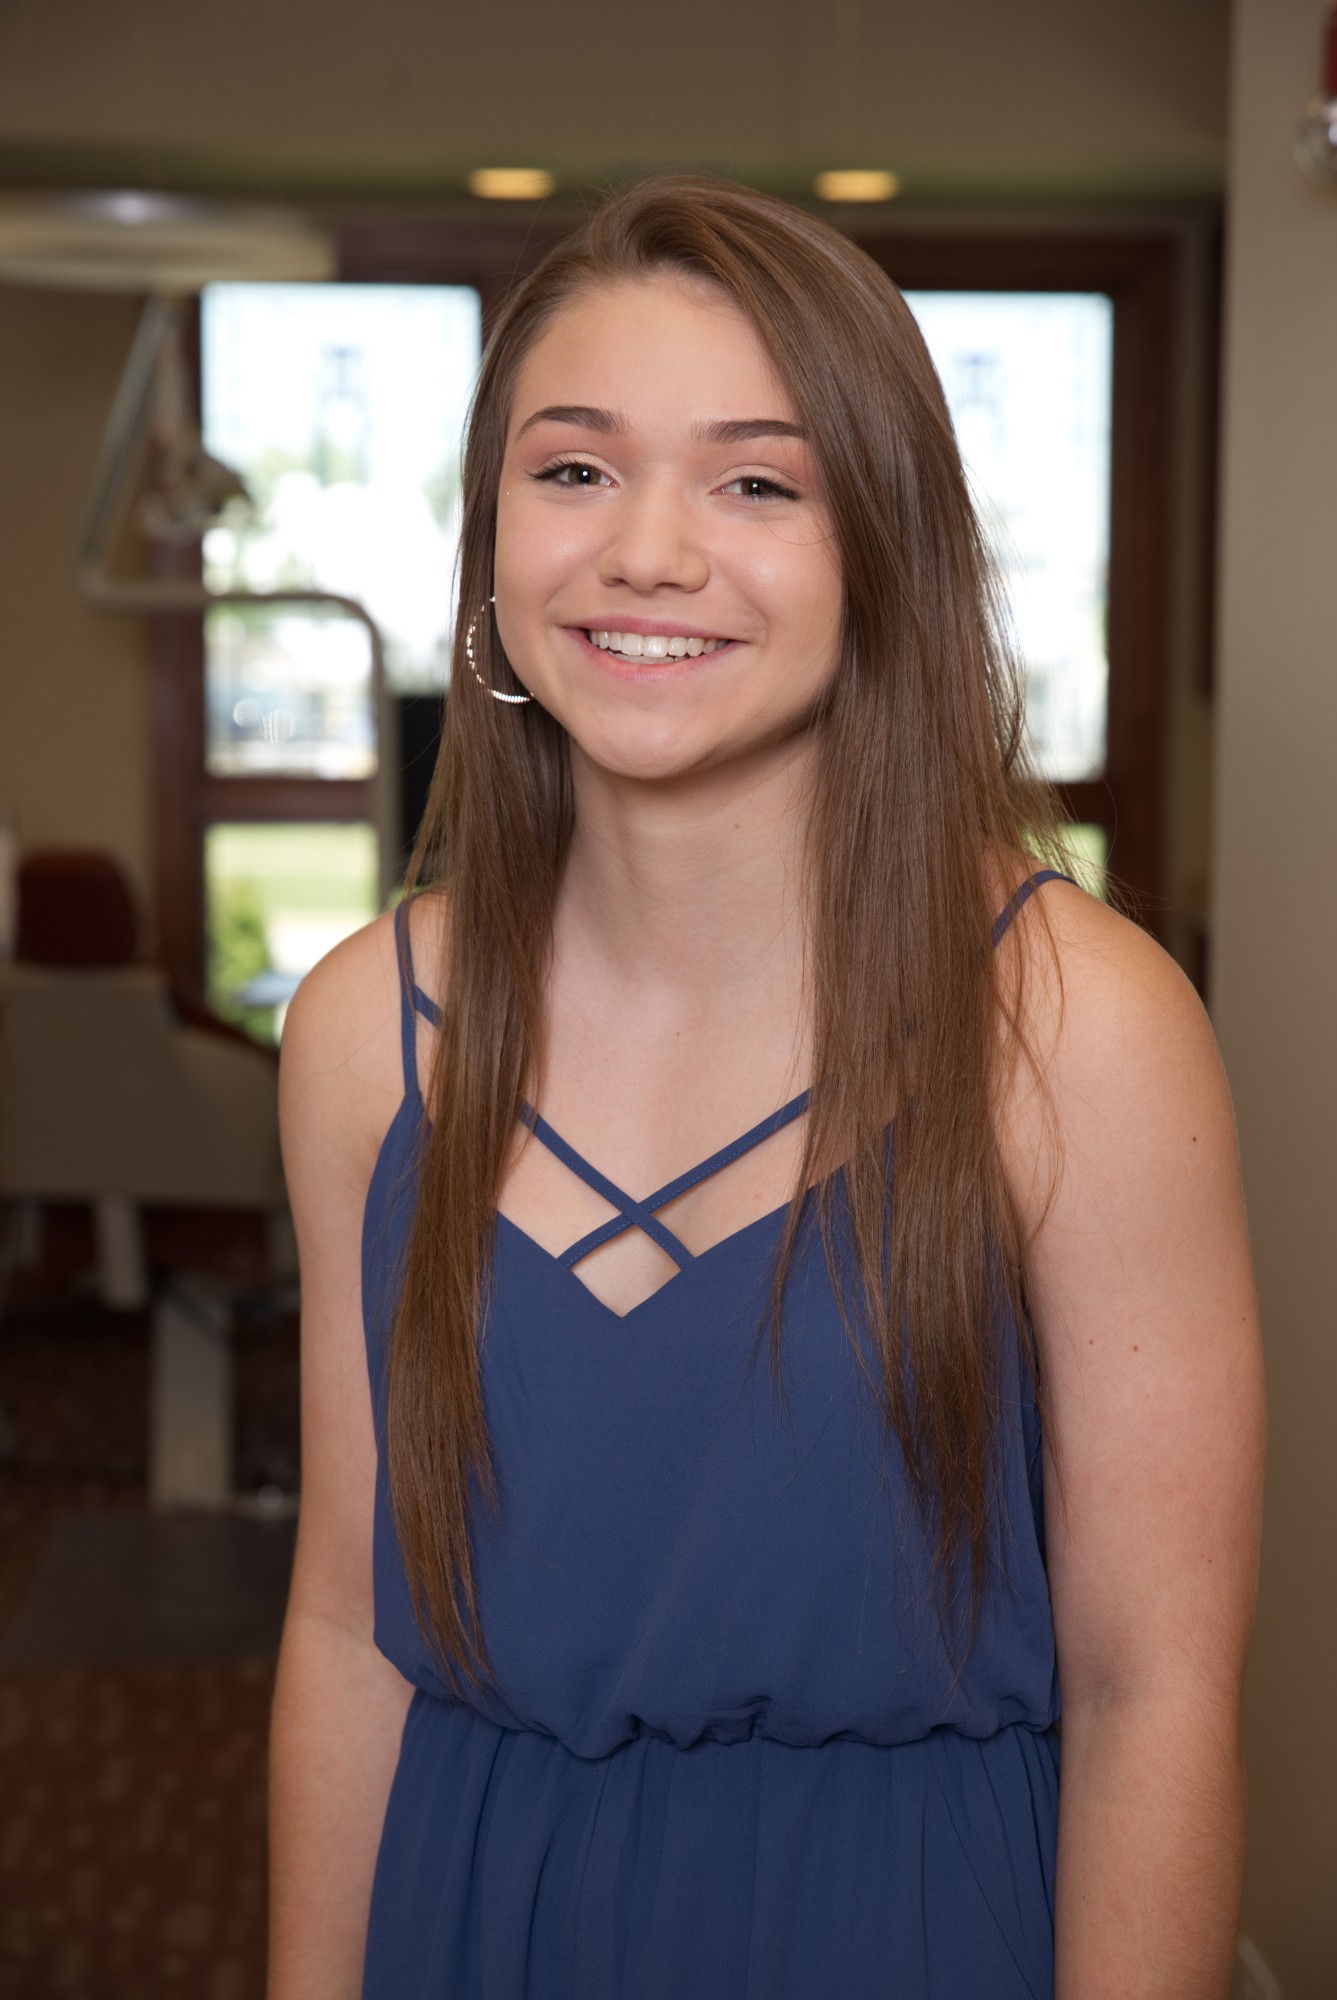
{"left": 391, "top": 867, "right": 1074, "bottom": 1306}
{"left": 517, "top": 1090, "right": 811, "bottom": 1274}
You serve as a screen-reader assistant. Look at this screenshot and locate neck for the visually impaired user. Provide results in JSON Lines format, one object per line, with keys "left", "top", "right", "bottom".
{"left": 555, "top": 733, "right": 816, "bottom": 1006}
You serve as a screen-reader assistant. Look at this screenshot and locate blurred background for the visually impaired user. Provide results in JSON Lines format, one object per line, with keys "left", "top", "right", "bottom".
{"left": 0, "top": 0, "right": 1331, "bottom": 1993}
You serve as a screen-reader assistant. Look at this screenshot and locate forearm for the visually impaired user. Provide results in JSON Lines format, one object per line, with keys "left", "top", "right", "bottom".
{"left": 1054, "top": 1692, "right": 1245, "bottom": 2000}
{"left": 268, "top": 1608, "right": 413, "bottom": 2000}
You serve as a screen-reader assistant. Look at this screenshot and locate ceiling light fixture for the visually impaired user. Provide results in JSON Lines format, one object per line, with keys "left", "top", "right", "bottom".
{"left": 0, "top": 191, "right": 334, "bottom": 292}
{"left": 813, "top": 169, "right": 901, "bottom": 203}
{"left": 466, "top": 167, "right": 555, "bottom": 201}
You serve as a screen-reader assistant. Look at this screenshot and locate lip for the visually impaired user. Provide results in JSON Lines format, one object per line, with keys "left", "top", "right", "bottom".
{"left": 566, "top": 626, "right": 741, "bottom": 681}
{"left": 565, "top": 615, "right": 739, "bottom": 642}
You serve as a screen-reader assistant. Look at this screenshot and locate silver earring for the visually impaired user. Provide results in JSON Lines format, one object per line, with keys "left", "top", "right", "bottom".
{"left": 465, "top": 594, "right": 532, "bottom": 705}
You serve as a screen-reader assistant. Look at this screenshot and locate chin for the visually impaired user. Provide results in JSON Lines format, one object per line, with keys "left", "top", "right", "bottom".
{"left": 560, "top": 702, "right": 733, "bottom": 785}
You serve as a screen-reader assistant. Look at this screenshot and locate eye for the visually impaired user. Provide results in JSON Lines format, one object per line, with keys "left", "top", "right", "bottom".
{"left": 723, "top": 474, "right": 801, "bottom": 502}
{"left": 533, "top": 458, "right": 612, "bottom": 489}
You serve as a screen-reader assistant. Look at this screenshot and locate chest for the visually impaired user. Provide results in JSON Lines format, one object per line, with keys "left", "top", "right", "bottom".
{"left": 495, "top": 1089, "right": 812, "bottom": 1318}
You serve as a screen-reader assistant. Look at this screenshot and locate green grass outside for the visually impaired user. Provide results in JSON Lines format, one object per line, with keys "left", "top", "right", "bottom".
{"left": 205, "top": 822, "right": 381, "bottom": 1040}
{"left": 1049, "top": 821, "right": 1108, "bottom": 899}
{"left": 206, "top": 823, "right": 380, "bottom": 919}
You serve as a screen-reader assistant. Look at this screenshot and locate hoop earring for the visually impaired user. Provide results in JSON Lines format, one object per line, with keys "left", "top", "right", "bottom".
{"left": 465, "top": 594, "right": 532, "bottom": 705}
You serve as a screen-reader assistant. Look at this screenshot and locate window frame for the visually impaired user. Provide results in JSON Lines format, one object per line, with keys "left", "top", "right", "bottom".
{"left": 858, "top": 231, "right": 1175, "bottom": 916}
{"left": 150, "top": 222, "right": 1180, "bottom": 1000}
{"left": 149, "top": 228, "right": 566, "bottom": 1000}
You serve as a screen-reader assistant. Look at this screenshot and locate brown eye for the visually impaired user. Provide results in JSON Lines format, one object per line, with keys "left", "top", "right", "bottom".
{"left": 724, "top": 474, "right": 800, "bottom": 502}
{"left": 539, "top": 461, "right": 610, "bottom": 488}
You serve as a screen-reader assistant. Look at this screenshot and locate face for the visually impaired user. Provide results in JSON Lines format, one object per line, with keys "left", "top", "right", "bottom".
{"left": 492, "top": 273, "right": 843, "bottom": 783}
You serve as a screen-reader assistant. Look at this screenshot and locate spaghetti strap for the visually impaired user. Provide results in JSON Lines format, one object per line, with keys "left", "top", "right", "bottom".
{"left": 392, "top": 902, "right": 419, "bottom": 1099}
{"left": 557, "top": 1090, "right": 811, "bottom": 1270}
{"left": 519, "top": 1089, "right": 810, "bottom": 1272}
{"left": 990, "top": 867, "right": 1077, "bottom": 948}
{"left": 393, "top": 899, "right": 444, "bottom": 1101}
{"left": 520, "top": 1106, "right": 698, "bottom": 1271}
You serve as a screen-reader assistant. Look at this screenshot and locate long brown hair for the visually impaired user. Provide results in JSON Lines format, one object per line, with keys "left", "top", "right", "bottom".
{"left": 391, "top": 175, "right": 1067, "bottom": 1683}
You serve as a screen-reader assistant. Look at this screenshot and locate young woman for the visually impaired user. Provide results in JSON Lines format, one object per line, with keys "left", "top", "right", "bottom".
{"left": 269, "top": 179, "right": 1264, "bottom": 1999}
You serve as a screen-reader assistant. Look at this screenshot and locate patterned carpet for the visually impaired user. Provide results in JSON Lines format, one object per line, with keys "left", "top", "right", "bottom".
{"left": 0, "top": 1272, "right": 300, "bottom": 2000}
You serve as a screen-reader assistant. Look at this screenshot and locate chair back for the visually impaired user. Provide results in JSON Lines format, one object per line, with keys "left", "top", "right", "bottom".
{"left": 0, "top": 962, "right": 283, "bottom": 1209}
{"left": 17, "top": 849, "right": 139, "bottom": 968}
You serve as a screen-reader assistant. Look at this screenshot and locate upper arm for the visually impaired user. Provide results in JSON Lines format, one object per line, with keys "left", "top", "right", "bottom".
{"left": 278, "top": 911, "right": 405, "bottom": 1642}
{"left": 1000, "top": 887, "right": 1265, "bottom": 1710}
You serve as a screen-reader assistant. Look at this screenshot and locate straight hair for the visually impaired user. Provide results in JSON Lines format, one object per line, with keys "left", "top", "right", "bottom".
{"left": 391, "top": 175, "right": 1070, "bottom": 1683}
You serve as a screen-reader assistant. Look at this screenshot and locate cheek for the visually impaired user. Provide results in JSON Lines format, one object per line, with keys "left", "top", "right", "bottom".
{"left": 492, "top": 488, "right": 536, "bottom": 600}
{"left": 491, "top": 496, "right": 575, "bottom": 696}
{"left": 759, "top": 550, "right": 843, "bottom": 672}
{"left": 495, "top": 482, "right": 600, "bottom": 597}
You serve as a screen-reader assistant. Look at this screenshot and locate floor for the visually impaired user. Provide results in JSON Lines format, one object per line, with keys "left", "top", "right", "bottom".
{"left": 0, "top": 1272, "right": 300, "bottom": 2000}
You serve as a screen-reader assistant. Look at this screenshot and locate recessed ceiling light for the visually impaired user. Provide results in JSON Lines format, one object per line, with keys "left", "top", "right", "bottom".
{"left": 467, "top": 168, "right": 555, "bottom": 201}
{"left": 813, "top": 170, "right": 901, "bottom": 203}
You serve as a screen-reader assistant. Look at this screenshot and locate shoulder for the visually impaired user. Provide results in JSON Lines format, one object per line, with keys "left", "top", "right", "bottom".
{"left": 279, "top": 890, "right": 452, "bottom": 1186}
{"left": 1009, "top": 870, "right": 1222, "bottom": 1116}
{"left": 278, "top": 908, "right": 406, "bottom": 1202}
{"left": 997, "top": 867, "right": 1238, "bottom": 1259}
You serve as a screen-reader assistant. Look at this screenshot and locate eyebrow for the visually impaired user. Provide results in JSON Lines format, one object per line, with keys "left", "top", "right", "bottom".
{"left": 698, "top": 417, "right": 807, "bottom": 446}
{"left": 514, "top": 404, "right": 807, "bottom": 445}
{"left": 515, "top": 404, "right": 624, "bottom": 438}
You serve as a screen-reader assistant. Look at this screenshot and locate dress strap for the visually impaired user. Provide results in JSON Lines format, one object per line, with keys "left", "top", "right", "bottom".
{"left": 555, "top": 1089, "right": 811, "bottom": 1269}
{"left": 520, "top": 1106, "right": 697, "bottom": 1271}
{"left": 990, "top": 868, "right": 1077, "bottom": 949}
{"left": 393, "top": 899, "right": 444, "bottom": 1100}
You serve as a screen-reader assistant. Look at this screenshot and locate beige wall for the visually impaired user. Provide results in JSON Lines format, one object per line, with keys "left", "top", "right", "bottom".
{"left": 0, "top": 0, "right": 1226, "bottom": 199}
{"left": 0, "top": 287, "right": 151, "bottom": 903}
{"left": 1212, "top": 1, "right": 1337, "bottom": 1992}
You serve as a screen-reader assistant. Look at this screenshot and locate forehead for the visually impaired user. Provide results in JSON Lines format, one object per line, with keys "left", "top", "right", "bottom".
{"left": 507, "top": 274, "right": 797, "bottom": 437}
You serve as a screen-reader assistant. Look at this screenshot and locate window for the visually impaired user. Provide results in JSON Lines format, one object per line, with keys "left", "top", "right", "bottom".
{"left": 904, "top": 287, "right": 1116, "bottom": 887}
{"left": 182, "top": 281, "right": 483, "bottom": 1034}
{"left": 147, "top": 228, "right": 1174, "bottom": 1015}
{"left": 868, "top": 235, "right": 1174, "bottom": 910}
{"left": 904, "top": 290, "right": 1113, "bottom": 787}
{"left": 204, "top": 821, "right": 380, "bottom": 1040}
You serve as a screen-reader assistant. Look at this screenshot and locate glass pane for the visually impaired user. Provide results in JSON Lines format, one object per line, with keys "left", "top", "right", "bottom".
{"left": 1046, "top": 820, "right": 1109, "bottom": 900}
{"left": 205, "top": 822, "right": 380, "bottom": 1043}
{"left": 204, "top": 603, "right": 375, "bottom": 778}
{"left": 903, "top": 292, "right": 1114, "bottom": 783}
{"left": 200, "top": 282, "right": 483, "bottom": 775}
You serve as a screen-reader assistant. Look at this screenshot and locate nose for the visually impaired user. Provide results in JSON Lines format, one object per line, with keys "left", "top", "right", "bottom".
{"left": 596, "top": 477, "right": 710, "bottom": 595}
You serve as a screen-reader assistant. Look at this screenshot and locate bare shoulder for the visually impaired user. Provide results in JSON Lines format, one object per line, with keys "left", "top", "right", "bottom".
{"left": 278, "top": 908, "right": 405, "bottom": 1202}
{"left": 1013, "top": 870, "right": 1212, "bottom": 1049}
{"left": 279, "top": 890, "right": 451, "bottom": 1193}
{"left": 997, "top": 874, "right": 1234, "bottom": 1234}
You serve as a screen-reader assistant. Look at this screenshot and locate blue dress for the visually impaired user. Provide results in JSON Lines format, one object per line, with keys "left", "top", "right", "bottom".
{"left": 359, "top": 873, "right": 1069, "bottom": 1999}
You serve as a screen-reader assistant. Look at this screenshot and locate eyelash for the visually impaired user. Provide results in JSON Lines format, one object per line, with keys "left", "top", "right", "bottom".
{"left": 531, "top": 456, "right": 800, "bottom": 503}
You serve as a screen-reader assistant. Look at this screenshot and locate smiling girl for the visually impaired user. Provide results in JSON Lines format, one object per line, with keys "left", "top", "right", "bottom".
{"left": 268, "top": 179, "right": 1264, "bottom": 2000}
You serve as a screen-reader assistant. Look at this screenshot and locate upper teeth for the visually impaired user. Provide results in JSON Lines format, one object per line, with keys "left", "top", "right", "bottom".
{"left": 588, "top": 630, "right": 721, "bottom": 659}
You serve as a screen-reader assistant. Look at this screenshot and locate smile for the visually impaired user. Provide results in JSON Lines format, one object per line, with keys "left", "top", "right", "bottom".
{"left": 585, "top": 629, "right": 726, "bottom": 660}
